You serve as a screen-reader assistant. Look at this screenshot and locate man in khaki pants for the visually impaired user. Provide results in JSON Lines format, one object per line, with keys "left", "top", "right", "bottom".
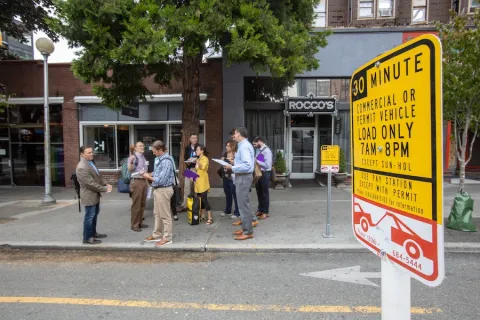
{"left": 141, "top": 140, "right": 175, "bottom": 247}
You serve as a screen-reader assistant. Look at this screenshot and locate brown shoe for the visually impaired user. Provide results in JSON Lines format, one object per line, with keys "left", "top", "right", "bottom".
{"left": 252, "top": 221, "right": 259, "bottom": 227}
{"left": 232, "top": 220, "right": 242, "bottom": 226}
{"left": 258, "top": 214, "right": 269, "bottom": 220}
{"left": 155, "top": 238, "right": 173, "bottom": 247}
{"left": 233, "top": 229, "right": 243, "bottom": 236}
{"left": 255, "top": 211, "right": 262, "bottom": 217}
{"left": 234, "top": 234, "right": 254, "bottom": 240}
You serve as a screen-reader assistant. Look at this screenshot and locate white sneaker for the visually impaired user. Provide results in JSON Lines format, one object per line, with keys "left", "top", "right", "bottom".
{"left": 220, "top": 212, "right": 226, "bottom": 217}
{"left": 231, "top": 214, "right": 239, "bottom": 219}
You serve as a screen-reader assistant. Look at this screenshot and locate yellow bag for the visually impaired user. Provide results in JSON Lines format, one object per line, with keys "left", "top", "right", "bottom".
{"left": 187, "top": 195, "right": 201, "bottom": 225}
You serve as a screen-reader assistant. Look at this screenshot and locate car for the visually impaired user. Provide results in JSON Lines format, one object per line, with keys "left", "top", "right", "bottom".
{"left": 389, "top": 214, "right": 435, "bottom": 261}
{"left": 353, "top": 202, "right": 374, "bottom": 232}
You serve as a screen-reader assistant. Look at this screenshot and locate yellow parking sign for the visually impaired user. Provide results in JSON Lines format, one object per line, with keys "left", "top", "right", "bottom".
{"left": 320, "top": 145, "right": 339, "bottom": 173}
{"left": 350, "top": 34, "right": 444, "bottom": 287}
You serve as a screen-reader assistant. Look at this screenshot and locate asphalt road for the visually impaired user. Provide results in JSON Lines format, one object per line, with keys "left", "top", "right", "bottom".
{"left": 0, "top": 250, "right": 478, "bottom": 320}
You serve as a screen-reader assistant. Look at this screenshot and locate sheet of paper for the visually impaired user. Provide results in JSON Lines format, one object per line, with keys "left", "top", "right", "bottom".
{"left": 212, "top": 158, "right": 230, "bottom": 166}
{"left": 146, "top": 186, "right": 153, "bottom": 199}
{"left": 185, "top": 157, "right": 197, "bottom": 163}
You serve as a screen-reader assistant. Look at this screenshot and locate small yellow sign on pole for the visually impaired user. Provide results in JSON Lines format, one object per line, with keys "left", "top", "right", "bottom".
{"left": 320, "top": 145, "right": 340, "bottom": 173}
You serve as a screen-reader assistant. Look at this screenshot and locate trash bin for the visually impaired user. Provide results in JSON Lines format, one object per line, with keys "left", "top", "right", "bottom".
{"left": 447, "top": 192, "right": 477, "bottom": 232}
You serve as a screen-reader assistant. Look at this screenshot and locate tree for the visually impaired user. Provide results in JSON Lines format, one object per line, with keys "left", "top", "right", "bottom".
{"left": 437, "top": 10, "right": 480, "bottom": 192}
{"left": 52, "top": 0, "right": 329, "bottom": 195}
{"left": 0, "top": 0, "right": 58, "bottom": 43}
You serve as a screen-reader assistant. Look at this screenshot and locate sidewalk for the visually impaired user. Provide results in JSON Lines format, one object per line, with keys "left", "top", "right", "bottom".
{"left": 0, "top": 184, "right": 479, "bottom": 252}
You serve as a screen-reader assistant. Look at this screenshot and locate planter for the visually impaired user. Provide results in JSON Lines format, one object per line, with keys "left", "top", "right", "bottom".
{"left": 273, "top": 170, "right": 291, "bottom": 190}
{"left": 334, "top": 172, "right": 348, "bottom": 187}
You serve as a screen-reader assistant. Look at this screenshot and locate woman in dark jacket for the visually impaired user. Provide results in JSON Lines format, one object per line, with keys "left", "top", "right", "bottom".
{"left": 220, "top": 140, "right": 239, "bottom": 219}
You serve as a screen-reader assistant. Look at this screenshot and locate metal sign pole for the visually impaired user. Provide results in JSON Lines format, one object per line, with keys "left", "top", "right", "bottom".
{"left": 381, "top": 258, "right": 411, "bottom": 319}
{"left": 323, "top": 170, "right": 334, "bottom": 238}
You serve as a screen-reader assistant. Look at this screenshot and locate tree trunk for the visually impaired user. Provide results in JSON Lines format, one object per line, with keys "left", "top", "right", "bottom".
{"left": 457, "top": 114, "right": 471, "bottom": 193}
{"left": 179, "top": 54, "right": 202, "bottom": 201}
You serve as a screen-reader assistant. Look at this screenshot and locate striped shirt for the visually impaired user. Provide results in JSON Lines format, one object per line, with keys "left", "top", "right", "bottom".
{"left": 152, "top": 153, "right": 174, "bottom": 187}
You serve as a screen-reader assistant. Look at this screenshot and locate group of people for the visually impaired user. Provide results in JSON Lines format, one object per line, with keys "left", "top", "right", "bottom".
{"left": 75, "top": 126, "right": 273, "bottom": 245}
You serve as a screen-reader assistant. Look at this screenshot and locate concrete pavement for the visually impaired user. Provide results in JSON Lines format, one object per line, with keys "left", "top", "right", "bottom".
{"left": 1, "top": 251, "right": 479, "bottom": 319}
{"left": 0, "top": 183, "right": 479, "bottom": 252}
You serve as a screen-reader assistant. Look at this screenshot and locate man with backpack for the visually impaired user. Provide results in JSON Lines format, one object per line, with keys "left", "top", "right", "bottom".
{"left": 128, "top": 142, "right": 149, "bottom": 232}
{"left": 76, "top": 145, "right": 112, "bottom": 244}
{"left": 253, "top": 136, "right": 272, "bottom": 220}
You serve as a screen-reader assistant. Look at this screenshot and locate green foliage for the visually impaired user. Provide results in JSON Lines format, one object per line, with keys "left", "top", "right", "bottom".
{"left": 273, "top": 151, "right": 287, "bottom": 174}
{"left": 0, "top": 0, "right": 58, "bottom": 43}
{"left": 51, "top": 0, "right": 330, "bottom": 110}
{"left": 437, "top": 10, "right": 480, "bottom": 128}
{"left": 437, "top": 9, "right": 480, "bottom": 191}
{"left": 339, "top": 148, "right": 346, "bottom": 173}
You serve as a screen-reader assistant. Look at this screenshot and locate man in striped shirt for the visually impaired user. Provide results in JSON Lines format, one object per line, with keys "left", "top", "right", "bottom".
{"left": 141, "top": 140, "right": 175, "bottom": 247}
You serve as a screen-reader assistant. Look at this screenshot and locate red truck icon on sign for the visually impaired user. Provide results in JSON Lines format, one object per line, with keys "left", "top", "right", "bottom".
{"left": 354, "top": 202, "right": 435, "bottom": 261}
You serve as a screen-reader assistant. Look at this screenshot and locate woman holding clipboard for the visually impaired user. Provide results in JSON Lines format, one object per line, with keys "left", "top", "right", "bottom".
{"left": 194, "top": 145, "right": 213, "bottom": 225}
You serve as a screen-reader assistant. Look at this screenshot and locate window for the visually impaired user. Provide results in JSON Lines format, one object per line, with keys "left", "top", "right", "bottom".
{"left": 378, "top": 0, "right": 394, "bottom": 17}
{"left": 83, "top": 126, "right": 116, "bottom": 169}
{"left": 314, "top": 1, "right": 327, "bottom": 27}
{"left": 169, "top": 124, "right": 205, "bottom": 169}
{"left": 117, "top": 125, "right": 130, "bottom": 166}
{"left": 317, "top": 80, "right": 330, "bottom": 96}
{"left": 359, "top": 0, "right": 375, "bottom": 18}
{"left": 470, "top": 0, "right": 480, "bottom": 13}
{"left": 297, "top": 78, "right": 350, "bottom": 101}
{"left": 412, "top": 0, "right": 427, "bottom": 23}
{"left": 358, "top": 0, "right": 394, "bottom": 19}
{"left": 244, "top": 77, "right": 286, "bottom": 102}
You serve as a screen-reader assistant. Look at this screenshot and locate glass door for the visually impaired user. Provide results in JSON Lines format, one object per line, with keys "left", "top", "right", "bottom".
{"left": 0, "top": 139, "right": 11, "bottom": 185}
{"left": 135, "top": 128, "right": 164, "bottom": 173}
{"left": 290, "top": 128, "right": 315, "bottom": 179}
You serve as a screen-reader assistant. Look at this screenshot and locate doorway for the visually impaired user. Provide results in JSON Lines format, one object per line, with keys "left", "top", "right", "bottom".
{"left": 290, "top": 127, "right": 316, "bottom": 179}
{"left": 135, "top": 127, "right": 164, "bottom": 172}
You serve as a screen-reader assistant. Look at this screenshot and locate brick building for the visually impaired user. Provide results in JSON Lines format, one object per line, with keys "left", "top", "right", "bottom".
{"left": 0, "top": 58, "right": 223, "bottom": 187}
{"left": 1, "top": 1, "right": 479, "bottom": 188}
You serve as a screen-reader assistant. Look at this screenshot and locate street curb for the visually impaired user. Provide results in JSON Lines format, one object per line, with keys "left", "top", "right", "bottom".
{"left": 2, "top": 241, "right": 480, "bottom": 253}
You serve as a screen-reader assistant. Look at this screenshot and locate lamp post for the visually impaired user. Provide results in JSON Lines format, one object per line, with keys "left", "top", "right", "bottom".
{"left": 35, "top": 37, "right": 56, "bottom": 205}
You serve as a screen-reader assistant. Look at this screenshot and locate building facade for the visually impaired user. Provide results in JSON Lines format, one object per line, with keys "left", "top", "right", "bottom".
{"left": 0, "top": 59, "right": 223, "bottom": 187}
{"left": 223, "top": 0, "right": 479, "bottom": 179}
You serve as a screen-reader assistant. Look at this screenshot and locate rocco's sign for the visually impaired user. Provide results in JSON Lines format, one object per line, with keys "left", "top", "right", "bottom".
{"left": 286, "top": 97, "right": 336, "bottom": 114}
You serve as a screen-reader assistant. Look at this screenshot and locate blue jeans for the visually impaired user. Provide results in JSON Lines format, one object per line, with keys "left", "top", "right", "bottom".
{"left": 256, "top": 171, "right": 270, "bottom": 214}
{"left": 223, "top": 178, "right": 239, "bottom": 216}
{"left": 83, "top": 203, "right": 100, "bottom": 241}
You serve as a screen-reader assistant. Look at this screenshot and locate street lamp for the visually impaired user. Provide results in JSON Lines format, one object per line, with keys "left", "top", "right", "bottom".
{"left": 35, "top": 37, "right": 56, "bottom": 205}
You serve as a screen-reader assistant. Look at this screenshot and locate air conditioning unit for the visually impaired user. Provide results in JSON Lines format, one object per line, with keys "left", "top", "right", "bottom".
{"left": 379, "top": 9, "right": 393, "bottom": 17}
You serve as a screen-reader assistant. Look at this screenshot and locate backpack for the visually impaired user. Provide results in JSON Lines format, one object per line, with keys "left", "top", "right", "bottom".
{"left": 71, "top": 171, "right": 81, "bottom": 212}
{"left": 120, "top": 155, "right": 138, "bottom": 184}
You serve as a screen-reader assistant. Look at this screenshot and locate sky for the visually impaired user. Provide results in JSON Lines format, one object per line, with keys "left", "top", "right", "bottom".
{"left": 33, "top": 31, "right": 77, "bottom": 63}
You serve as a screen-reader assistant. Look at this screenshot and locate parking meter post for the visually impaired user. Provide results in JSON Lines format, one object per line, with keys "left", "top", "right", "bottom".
{"left": 323, "top": 171, "right": 334, "bottom": 238}
{"left": 381, "top": 259, "right": 411, "bottom": 320}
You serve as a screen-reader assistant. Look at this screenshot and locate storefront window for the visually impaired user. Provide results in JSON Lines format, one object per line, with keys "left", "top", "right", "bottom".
{"left": 83, "top": 126, "right": 116, "bottom": 169}
{"left": 169, "top": 124, "right": 204, "bottom": 168}
{"left": 244, "top": 77, "right": 286, "bottom": 102}
{"left": 245, "top": 110, "right": 284, "bottom": 155}
{"left": 6, "top": 104, "right": 64, "bottom": 186}
{"left": 117, "top": 125, "right": 130, "bottom": 166}
{"left": 298, "top": 78, "right": 350, "bottom": 101}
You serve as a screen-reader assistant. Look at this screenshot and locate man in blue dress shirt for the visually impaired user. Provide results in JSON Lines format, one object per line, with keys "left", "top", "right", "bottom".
{"left": 225, "top": 127, "right": 257, "bottom": 240}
